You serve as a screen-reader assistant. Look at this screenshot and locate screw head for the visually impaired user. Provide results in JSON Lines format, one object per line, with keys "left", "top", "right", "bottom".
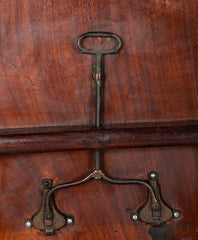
{"left": 148, "top": 171, "right": 159, "bottom": 180}
{"left": 44, "top": 181, "right": 50, "bottom": 187}
{"left": 42, "top": 179, "right": 52, "bottom": 188}
{"left": 131, "top": 214, "right": 138, "bottom": 221}
{"left": 150, "top": 173, "right": 156, "bottom": 178}
{"left": 173, "top": 211, "right": 180, "bottom": 218}
{"left": 25, "top": 219, "right": 32, "bottom": 228}
{"left": 44, "top": 212, "right": 52, "bottom": 220}
{"left": 67, "top": 217, "right": 73, "bottom": 225}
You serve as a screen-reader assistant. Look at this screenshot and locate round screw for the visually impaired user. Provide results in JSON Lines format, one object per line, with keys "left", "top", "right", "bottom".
{"left": 148, "top": 171, "right": 159, "bottom": 180}
{"left": 44, "top": 181, "right": 50, "bottom": 187}
{"left": 43, "top": 179, "right": 51, "bottom": 188}
{"left": 173, "top": 211, "right": 180, "bottom": 218}
{"left": 45, "top": 214, "right": 51, "bottom": 220}
{"left": 67, "top": 217, "right": 73, "bottom": 225}
{"left": 150, "top": 173, "right": 156, "bottom": 178}
{"left": 131, "top": 214, "right": 138, "bottom": 221}
{"left": 25, "top": 219, "right": 32, "bottom": 228}
{"left": 44, "top": 211, "right": 52, "bottom": 220}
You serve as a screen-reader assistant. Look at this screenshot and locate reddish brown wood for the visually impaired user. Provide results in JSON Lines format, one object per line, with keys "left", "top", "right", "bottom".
{"left": 0, "top": 147, "right": 197, "bottom": 240}
{"left": 0, "top": 122, "right": 197, "bottom": 154}
{"left": 0, "top": 0, "right": 197, "bottom": 240}
{"left": 0, "top": 0, "right": 197, "bottom": 128}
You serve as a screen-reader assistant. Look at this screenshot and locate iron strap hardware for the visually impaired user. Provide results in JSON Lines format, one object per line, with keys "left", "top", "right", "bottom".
{"left": 77, "top": 32, "right": 121, "bottom": 87}
{"left": 25, "top": 32, "right": 180, "bottom": 235}
{"left": 77, "top": 32, "right": 122, "bottom": 128}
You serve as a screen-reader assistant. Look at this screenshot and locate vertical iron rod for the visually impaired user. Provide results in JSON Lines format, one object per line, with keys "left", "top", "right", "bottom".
{"left": 96, "top": 84, "right": 101, "bottom": 128}
{"left": 95, "top": 150, "right": 101, "bottom": 170}
{"left": 95, "top": 53, "right": 102, "bottom": 128}
{"left": 95, "top": 53, "right": 102, "bottom": 170}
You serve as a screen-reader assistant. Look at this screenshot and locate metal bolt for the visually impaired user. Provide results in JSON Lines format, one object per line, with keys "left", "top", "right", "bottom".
{"left": 173, "top": 211, "right": 180, "bottom": 218}
{"left": 25, "top": 219, "right": 32, "bottom": 228}
{"left": 43, "top": 179, "right": 51, "bottom": 188}
{"left": 45, "top": 213, "right": 51, "bottom": 220}
{"left": 150, "top": 173, "right": 156, "bottom": 178}
{"left": 67, "top": 217, "right": 73, "bottom": 225}
{"left": 44, "top": 181, "right": 50, "bottom": 187}
{"left": 132, "top": 214, "right": 138, "bottom": 221}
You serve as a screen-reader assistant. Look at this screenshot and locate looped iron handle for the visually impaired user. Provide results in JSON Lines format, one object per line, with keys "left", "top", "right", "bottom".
{"left": 27, "top": 32, "right": 179, "bottom": 235}
{"left": 77, "top": 32, "right": 122, "bottom": 55}
{"left": 77, "top": 32, "right": 122, "bottom": 127}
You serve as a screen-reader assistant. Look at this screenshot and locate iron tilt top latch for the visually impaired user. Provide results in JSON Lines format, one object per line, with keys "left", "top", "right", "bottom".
{"left": 25, "top": 32, "right": 180, "bottom": 235}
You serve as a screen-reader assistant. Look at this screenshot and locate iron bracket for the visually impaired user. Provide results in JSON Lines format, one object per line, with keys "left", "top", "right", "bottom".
{"left": 25, "top": 171, "right": 180, "bottom": 235}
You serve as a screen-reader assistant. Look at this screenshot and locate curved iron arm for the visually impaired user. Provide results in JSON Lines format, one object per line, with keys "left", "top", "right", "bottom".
{"left": 27, "top": 169, "right": 178, "bottom": 235}
{"left": 25, "top": 32, "right": 180, "bottom": 235}
{"left": 44, "top": 170, "right": 159, "bottom": 218}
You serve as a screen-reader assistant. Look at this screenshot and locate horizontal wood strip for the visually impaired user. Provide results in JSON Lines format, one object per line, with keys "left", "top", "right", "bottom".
{"left": 0, "top": 121, "right": 197, "bottom": 154}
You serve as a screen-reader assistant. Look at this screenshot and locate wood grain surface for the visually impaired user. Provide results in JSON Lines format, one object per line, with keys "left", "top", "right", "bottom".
{"left": 0, "top": 146, "right": 197, "bottom": 239}
{"left": 0, "top": 0, "right": 197, "bottom": 240}
{"left": 0, "top": 0, "right": 197, "bottom": 128}
{"left": 0, "top": 122, "right": 197, "bottom": 154}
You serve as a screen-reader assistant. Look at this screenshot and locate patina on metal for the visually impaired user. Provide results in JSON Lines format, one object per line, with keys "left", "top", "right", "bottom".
{"left": 29, "top": 167, "right": 176, "bottom": 234}
{"left": 134, "top": 172, "right": 174, "bottom": 225}
{"left": 91, "top": 63, "right": 105, "bottom": 87}
{"left": 29, "top": 179, "right": 73, "bottom": 235}
{"left": 77, "top": 32, "right": 122, "bottom": 129}
{"left": 26, "top": 32, "right": 180, "bottom": 235}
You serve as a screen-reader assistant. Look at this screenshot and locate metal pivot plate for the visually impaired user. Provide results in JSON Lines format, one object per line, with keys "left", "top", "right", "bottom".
{"left": 133, "top": 172, "right": 175, "bottom": 226}
{"left": 92, "top": 63, "right": 105, "bottom": 87}
{"left": 26, "top": 32, "right": 180, "bottom": 236}
{"left": 30, "top": 179, "right": 72, "bottom": 235}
